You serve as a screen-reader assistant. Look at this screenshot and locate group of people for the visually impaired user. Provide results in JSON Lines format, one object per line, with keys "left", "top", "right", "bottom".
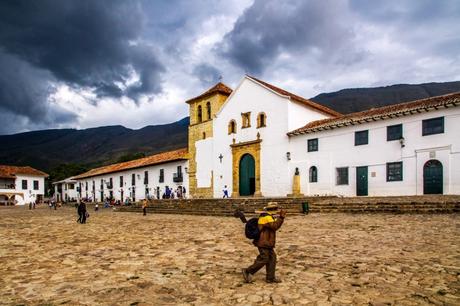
{"left": 162, "top": 186, "right": 186, "bottom": 199}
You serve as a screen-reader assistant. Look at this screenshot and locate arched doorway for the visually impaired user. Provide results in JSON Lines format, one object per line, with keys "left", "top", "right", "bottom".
{"left": 239, "top": 154, "right": 255, "bottom": 196}
{"left": 423, "top": 160, "right": 443, "bottom": 194}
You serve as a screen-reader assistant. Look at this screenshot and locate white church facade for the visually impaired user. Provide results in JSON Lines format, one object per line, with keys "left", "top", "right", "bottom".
{"left": 72, "top": 75, "right": 460, "bottom": 201}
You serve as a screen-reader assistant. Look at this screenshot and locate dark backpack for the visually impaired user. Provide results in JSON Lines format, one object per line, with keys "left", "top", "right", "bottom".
{"left": 245, "top": 217, "right": 260, "bottom": 240}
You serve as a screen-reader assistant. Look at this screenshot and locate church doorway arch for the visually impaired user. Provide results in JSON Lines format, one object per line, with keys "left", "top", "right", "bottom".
{"left": 239, "top": 154, "right": 255, "bottom": 196}
{"left": 423, "top": 159, "right": 443, "bottom": 194}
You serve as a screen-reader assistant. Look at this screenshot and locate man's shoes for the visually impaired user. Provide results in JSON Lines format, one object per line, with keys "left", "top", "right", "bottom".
{"left": 266, "top": 278, "right": 282, "bottom": 283}
{"left": 242, "top": 269, "right": 252, "bottom": 283}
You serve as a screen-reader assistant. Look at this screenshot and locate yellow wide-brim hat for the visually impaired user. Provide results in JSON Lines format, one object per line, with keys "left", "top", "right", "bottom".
{"left": 255, "top": 202, "right": 280, "bottom": 214}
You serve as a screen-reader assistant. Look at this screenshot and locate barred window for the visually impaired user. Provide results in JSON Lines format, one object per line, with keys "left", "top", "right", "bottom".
{"left": 387, "top": 162, "right": 403, "bottom": 181}
{"left": 336, "top": 167, "right": 349, "bottom": 185}
{"left": 422, "top": 117, "right": 444, "bottom": 136}
{"left": 309, "top": 166, "right": 318, "bottom": 183}
{"left": 387, "top": 124, "right": 403, "bottom": 141}
{"left": 308, "top": 138, "right": 318, "bottom": 152}
{"left": 355, "top": 130, "right": 368, "bottom": 146}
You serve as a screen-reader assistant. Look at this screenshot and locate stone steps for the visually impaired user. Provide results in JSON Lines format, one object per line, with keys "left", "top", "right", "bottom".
{"left": 115, "top": 195, "right": 460, "bottom": 216}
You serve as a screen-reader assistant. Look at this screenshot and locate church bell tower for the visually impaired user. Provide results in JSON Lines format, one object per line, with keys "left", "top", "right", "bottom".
{"left": 186, "top": 82, "right": 232, "bottom": 198}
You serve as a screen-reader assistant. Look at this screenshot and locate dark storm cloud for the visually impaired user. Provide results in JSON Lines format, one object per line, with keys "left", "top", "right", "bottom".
{"left": 219, "top": 0, "right": 359, "bottom": 74}
{"left": 193, "top": 64, "right": 222, "bottom": 86}
{"left": 0, "top": 0, "right": 165, "bottom": 134}
{"left": 0, "top": 50, "right": 78, "bottom": 134}
{"left": 0, "top": 0, "right": 164, "bottom": 99}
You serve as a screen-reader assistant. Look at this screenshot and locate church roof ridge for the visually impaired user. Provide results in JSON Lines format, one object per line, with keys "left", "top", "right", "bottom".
{"left": 245, "top": 75, "right": 342, "bottom": 117}
{"left": 288, "top": 91, "right": 460, "bottom": 136}
{"left": 186, "top": 82, "right": 233, "bottom": 104}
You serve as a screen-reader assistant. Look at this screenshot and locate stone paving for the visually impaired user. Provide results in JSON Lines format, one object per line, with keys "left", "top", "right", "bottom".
{"left": 0, "top": 206, "right": 459, "bottom": 306}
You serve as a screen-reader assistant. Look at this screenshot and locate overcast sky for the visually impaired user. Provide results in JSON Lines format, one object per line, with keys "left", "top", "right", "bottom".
{"left": 0, "top": 0, "right": 459, "bottom": 135}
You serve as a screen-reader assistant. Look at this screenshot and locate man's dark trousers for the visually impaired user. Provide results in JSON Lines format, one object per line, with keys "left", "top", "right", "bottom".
{"left": 246, "top": 247, "right": 276, "bottom": 280}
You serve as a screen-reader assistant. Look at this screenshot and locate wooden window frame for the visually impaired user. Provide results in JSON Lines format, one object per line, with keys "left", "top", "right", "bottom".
{"left": 308, "top": 138, "right": 318, "bottom": 152}
{"left": 422, "top": 117, "right": 444, "bottom": 136}
{"left": 309, "top": 166, "right": 318, "bottom": 183}
{"left": 336, "top": 167, "right": 349, "bottom": 185}
{"left": 355, "top": 130, "right": 369, "bottom": 146}
{"left": 387, "top": 162, "right": 403, "bottom": 182}
{"left": 387, "top": 124, "right": 403, "bottom": 141}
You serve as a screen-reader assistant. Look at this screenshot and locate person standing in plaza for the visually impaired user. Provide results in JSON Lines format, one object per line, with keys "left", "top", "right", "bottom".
{"left": 242, "top": 202, "right": 286, "bottom": 283}
{"left": 223, "top": 185, "right": 229, "bottom": 198}
{"left": 77, "top": 201, "right": 87, "bottom": 224}
{"left": 142, "top": 199, "right": 148, "bottom": 216}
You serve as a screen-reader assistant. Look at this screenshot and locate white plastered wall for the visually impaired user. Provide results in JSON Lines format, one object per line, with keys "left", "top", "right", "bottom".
{"left": 13, "top": 175, "right": 46, "bottom": 205}
{"left": 77, "top": 160, "right": 189, "bottom": 202}
{"left": 289, "top": 107, "right": 460, "bottom": 196}
{"left": 195, "top": 138, "right": 214, "bottom": 188}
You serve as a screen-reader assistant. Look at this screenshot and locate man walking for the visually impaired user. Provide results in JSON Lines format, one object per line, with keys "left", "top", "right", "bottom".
{"left": 223, "top": 185, "right": 229, "bottom": 198}
{"left": 77, "top": 201, "right": 87, "bottom": 224}
{"left": 142, "top": 199, "right": 148, "bottom": 216}
{"left": 242, "top": 202, "right": 286, "bottom": 283}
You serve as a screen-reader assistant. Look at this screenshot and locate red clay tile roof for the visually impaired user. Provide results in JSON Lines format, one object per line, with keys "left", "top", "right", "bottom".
{"left": 0, "top": 165, "right": 48, "bottom": 178}
{"left": 186, "top": 82, "right": 233, "bottom": 104}
{"left": 246, "top": 75, "right": 341, "bottom": 117}
{"left": 288, "top": 92, "right": 460, "bottom": 136}
{"left": 73, "top": 148, "right": 189, "bottom": 180}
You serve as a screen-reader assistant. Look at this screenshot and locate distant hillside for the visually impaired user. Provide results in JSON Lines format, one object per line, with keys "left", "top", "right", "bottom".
{"left": 0, "top": 117, "right": 189, "bottom": 173}
{"left": 311, "top": 81, "right": 460, "bottom": 114}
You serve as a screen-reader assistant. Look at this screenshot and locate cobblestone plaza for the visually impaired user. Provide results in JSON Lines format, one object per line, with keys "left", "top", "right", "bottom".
{"left": 0, "top": 206, "right": 459, "bottom": 305}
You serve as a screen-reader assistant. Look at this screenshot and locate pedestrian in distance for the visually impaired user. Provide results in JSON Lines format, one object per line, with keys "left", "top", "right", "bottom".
{"left": 242, "top": 202, "right": 286, "bottom": 283}
{"left": 77, "top": 201, "right": 87, "bottom": 224}
{"left": 142, "top": 199, "right": 148, "bottom": 216}
{"left": 223, "top": 185, "right": 229, "bottom": 198}
{"left": 77, "top": 201, "right": 83, "bottom": 223}
{"left": 95, "top": 204, "right": 99, "bottom": 211}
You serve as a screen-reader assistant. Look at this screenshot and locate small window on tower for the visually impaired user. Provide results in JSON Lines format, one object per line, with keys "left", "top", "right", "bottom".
{"left": 257, "top": 112, "right": 266, "bottom": 128}
{"left": 206, "top": 102, "right": 211, "bottom": 120}
{"left": 228, "top": 120, "right": 236, "bottom": 134}
{"left": 197, "top": 105, "right": 203, "bottom": 123}
{"left": 241, "top": 112, "right": 251, "bottom": 128}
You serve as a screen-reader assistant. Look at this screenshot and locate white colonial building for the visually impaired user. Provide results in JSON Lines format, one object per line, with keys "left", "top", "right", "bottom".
{"left": 73, "top": 149, "right": 188, "bottom": 202}
{"left": 53, "top": 177, "right": 78, "bottom": 202}
{"left": 72, "top": 75, "right": 460, "bottom": 200}
{"left": 0, "top": 165, "right": 48, "bottom": 205}
{"left": 187, "top": 76, "right": 460, "bottom": 198}
{"left": 287, "top": 93, "right": 460, "bottom": 196}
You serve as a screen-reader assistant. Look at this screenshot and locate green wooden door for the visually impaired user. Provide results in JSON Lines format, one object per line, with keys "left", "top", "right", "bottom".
{"left": 424, "top": 160, "right": 443, "bottom": 194}
{"left": 239, "top": 154, "right": 255, "bottom": 196}
{"left": 356, "top": 166, "right": 368, "bottom": 196}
